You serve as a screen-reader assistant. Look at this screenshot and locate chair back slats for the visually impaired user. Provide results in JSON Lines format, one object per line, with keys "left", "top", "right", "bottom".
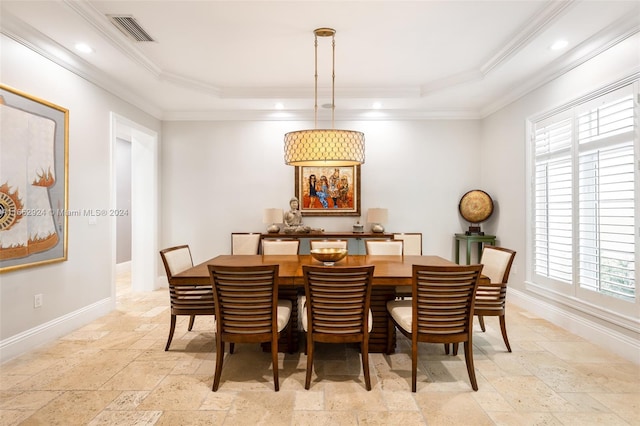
{"left": 412, "top": 265, "right": 483, "bottom": 339}
{"left": 474, "top": 284, "right": 507, "bottom": 311}
{"left": 303, "top": 266, "right": 374, "bottom": 337}
{"left": 169, "top": 286, "right": 214, "bottom": 311}
{"left": 207, "top": 264, "right": 290, "bottom": 392}
{"left": 209, "top": 265, "right": 279, "bottom": 337}
{"left": 302, "top": 265, "right": 375, "bottom": 390}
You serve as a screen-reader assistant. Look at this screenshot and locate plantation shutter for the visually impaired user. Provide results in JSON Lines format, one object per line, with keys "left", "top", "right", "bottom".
{"left": 533, "top": 115, "right": 573, "bottom": 283}
{"left": 576, "top": 88, "right": 635, "bottom": 300}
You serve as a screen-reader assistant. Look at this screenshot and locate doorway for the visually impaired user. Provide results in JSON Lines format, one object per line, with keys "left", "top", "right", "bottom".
{"left": 111, "top": 113, "right": 158, "bottom": 294}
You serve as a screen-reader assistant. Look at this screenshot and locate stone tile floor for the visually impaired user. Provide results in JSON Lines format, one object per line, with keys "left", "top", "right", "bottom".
{"left": 1, "top": 272, "right": 638, "bottom": 425}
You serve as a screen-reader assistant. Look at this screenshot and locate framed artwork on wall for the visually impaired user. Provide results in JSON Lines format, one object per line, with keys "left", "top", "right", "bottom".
{"left": 0, "top": 84, "right": 69, "bottom": 273}
{"left": 294, "top": 165, "right": 360, "bottom": 216}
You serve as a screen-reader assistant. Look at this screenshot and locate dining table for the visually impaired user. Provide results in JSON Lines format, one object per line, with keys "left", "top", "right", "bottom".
{"left": 173, "top": 254, "right": 464, "bottom": 353}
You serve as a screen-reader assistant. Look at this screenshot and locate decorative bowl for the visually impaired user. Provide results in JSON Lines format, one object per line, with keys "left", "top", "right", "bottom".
{"left": 310, "top": 248, "right": 348, "bottom": 265}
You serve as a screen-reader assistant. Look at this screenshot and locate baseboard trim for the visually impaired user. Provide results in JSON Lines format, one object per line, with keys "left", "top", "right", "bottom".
{"left": 0, "top": 297, "right": 113, "bottom": 364}
{"left": 508, "top": 288, "right": 640, "bottom": 364}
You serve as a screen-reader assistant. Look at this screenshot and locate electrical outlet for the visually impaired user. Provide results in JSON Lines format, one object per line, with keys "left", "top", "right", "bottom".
{"left": 34, "top": 293, "right": 43, "bottom": 308}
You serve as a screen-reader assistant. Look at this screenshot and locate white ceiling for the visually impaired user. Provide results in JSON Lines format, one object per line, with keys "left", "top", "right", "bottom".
{"left": 1, "top": 0, "right": 639, "bottom": 120}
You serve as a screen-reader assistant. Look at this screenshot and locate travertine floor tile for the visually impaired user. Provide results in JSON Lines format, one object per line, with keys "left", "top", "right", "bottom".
{"left": 0, "top": 276, "right": 637, "bottom": 425}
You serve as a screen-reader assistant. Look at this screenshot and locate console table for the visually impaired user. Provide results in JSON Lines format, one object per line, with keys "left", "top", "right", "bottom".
{"left": 454, "top": 233, "right": 496, "bottom": 264}
{"left": 261, "top": 232, "right": 393, "bottom": 254}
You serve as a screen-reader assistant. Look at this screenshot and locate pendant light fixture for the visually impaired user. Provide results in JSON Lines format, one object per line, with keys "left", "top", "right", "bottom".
{"left": 284, "top": 28, "right": 365, "bottom": 166}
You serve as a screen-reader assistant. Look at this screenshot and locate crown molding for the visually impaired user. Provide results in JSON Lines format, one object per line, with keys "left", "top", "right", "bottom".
{"left": 479, "top": 0, "right": 575, "bottom": 75}
{"left": 0, "top": 11, "right": 163, "bottom": 119}
{"left": 480, "top": 13, "right": 640, "bottom": 118}
{"left": 161, "top": 108, "right": 481, "bottom": 122}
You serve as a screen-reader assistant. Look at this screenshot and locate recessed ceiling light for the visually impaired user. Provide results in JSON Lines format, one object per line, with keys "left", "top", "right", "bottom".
{"left": 74, "top": 43, "right": 93, "bottom": 53}
{"left": 550, "top": 40, "right": 568, "bottom": 51}
{"left": 372, "top": 102, "right": 382, "bottom": 109}
{"left": 275, "top": 102, "right": 284, "bottom": 110}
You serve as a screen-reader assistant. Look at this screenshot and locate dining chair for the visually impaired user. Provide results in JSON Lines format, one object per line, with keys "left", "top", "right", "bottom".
{"left": 365, "top": 239, "right": 403, "bottom": 255}
{"left": 231, "top": 232, "right": 261, "bottom": 254}
{"left": 475, "top": 246, "right": 517, "bottom": 352}
{"left": 262, "top": 239, "right": 300, "bottom": 255}
{"left": 365, "top": 239, "right": 406, "bottom": 298}
{"left": 393, "top": 233, "right": 422, "bottom": 256}
{"left": 309, "top": 239, "right": 348, "bottom": 250}
{"left": 159, "top": 245, "right": 215, "bottom": 351}
{"left": 207, "top": 264, "right": 292, "bottom": 391}
{"left": 393, "top": 233, "right": 422, "bottom": 298}
{"left": 302, "top": 265, "right": 375, "bottom": 390}
{"left": 386, "top": 264, "right": 483, "bottom": 391}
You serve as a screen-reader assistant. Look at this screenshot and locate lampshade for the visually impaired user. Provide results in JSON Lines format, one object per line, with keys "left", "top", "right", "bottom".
{"left": 284, "top": 28, "right": 365, "bottom": 167}
{"left": 263, "top": 208, "right": 283, "bottom": 233}
{"left": 367, "top": 208, "right": 388, "bottom": 224}
{"left": 284, "top": 129, "right": 365, "bottom": 166}
{"left": 263, "top": 208, "right": 283, "bottom": 224}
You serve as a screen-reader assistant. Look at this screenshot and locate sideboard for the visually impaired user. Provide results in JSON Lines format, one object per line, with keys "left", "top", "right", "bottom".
{"left": 260, "top": 232, "right": 394, "bottom": 254}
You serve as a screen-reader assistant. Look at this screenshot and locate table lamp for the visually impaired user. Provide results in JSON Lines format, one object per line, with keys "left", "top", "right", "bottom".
{"left": 263, "top": 208, "right": 283, "bottom": 233}
{"left": 367, "top": 208, "right": 388, "bottom": 233}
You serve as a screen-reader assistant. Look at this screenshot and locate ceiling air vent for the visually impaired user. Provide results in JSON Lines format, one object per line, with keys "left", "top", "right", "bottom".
{"left": 108, "top": 15, "right": 155, "bottom": 42}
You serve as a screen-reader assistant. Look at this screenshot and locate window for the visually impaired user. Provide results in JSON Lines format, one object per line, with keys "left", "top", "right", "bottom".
{"left": 529, "top": 83, "right": 637, "bottom": 313}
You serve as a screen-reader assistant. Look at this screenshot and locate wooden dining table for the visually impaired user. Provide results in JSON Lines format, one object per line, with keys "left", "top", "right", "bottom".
{"left": 174, "top": 254, "right": 461, "bottom": 353}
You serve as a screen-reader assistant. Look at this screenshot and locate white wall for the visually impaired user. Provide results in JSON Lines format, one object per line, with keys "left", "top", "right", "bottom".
{"left": 160, "top": 119, "right": 481, "bottom": 263}
{"left": 480, "top": 33, "right": 640, "bottom": 362}
{"left": 0, "top": 35, "right": 161, "bottom": 361}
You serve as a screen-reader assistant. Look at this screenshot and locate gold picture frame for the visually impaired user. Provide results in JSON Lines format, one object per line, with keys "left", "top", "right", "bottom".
{"left": 295, "top": 165, "right": 360, "bottom": 216}
{"left": 0, "top": 84, "right": 69, "bottom": 272}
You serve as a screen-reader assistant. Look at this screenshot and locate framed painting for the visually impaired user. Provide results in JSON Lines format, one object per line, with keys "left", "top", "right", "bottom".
{"left": 0, "top": 84, "right": 69, "bottom": 273}
{"left": 295, "top": 165, "right": 360, "bottom": 216}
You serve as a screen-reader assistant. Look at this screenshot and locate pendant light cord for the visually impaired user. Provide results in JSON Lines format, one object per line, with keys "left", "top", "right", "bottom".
{"left": 314, "top": 30, "right": 337, "bottom": 129}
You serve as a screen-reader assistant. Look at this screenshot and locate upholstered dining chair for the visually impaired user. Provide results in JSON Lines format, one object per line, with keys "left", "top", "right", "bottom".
{"left": 207, "top": 264, "right": 292, "bottom": 391}
{"left": 365, "top": 239, "right": 403, "bottom": 255}
{"left": 475, "top": 246, "right": 517, "bottom": 352}
{"left": 393, "top": 233, "right": 422, "bottom": 298}
{"left": 231, "top": 233, "right": 261, "bottom": 255}
{"left": 262, "top": 239, "right": 300, "bottom": 255}
{"left": 309, "top": 239, "right": 348, "bottom": 250}
{"left": 393, "top": 233, "right": 422, "bottom": 256}
{"left": 302, "top": 265, "right": 375, "bottom": 390}
{"left": 365, "top": 239, "right": 406, "bottom": 297}
{"left": 386, "top": 264, "right": 483, "bottom": 391}
{"left": 159, "top": 245, "right": 215, "bottom": 351}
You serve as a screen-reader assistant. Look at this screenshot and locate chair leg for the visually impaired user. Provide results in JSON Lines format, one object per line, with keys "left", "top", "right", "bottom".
{"left": 362, "top": 341, "right": 371, "bottom": 391}
{"left": 463, "top": 341, "right": 478, "bottom": 391}
{"left": 452, "top": 343, "right": 459, "bottom": 356}
{"left": 272, "top": 338, "right": 280, "bottom": 392}
{"left": 411, "top": 340, "right": 418, "bottom": 392}
{"left": 229, "top": 343, "right": 235, "bottom": 354}
{"left": 165, "top": 315, "right": 176, "bottom": 351}
{"left": 188, "top": 315, "right": 195, "bottom": 331}
{"left": 305, "top": 340, "right": 314, "bottom": 389}
{"left": 478, "top": 315, "right": 486, "bottom": 332}
{"left": 444, "top": 343, "right": 450, "bottom": 354}
{"left": 212, "top": 340, "right": 225, "bottom": 391}
{"left": 499, "top": 315, "right": 512, "bottom": 352}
